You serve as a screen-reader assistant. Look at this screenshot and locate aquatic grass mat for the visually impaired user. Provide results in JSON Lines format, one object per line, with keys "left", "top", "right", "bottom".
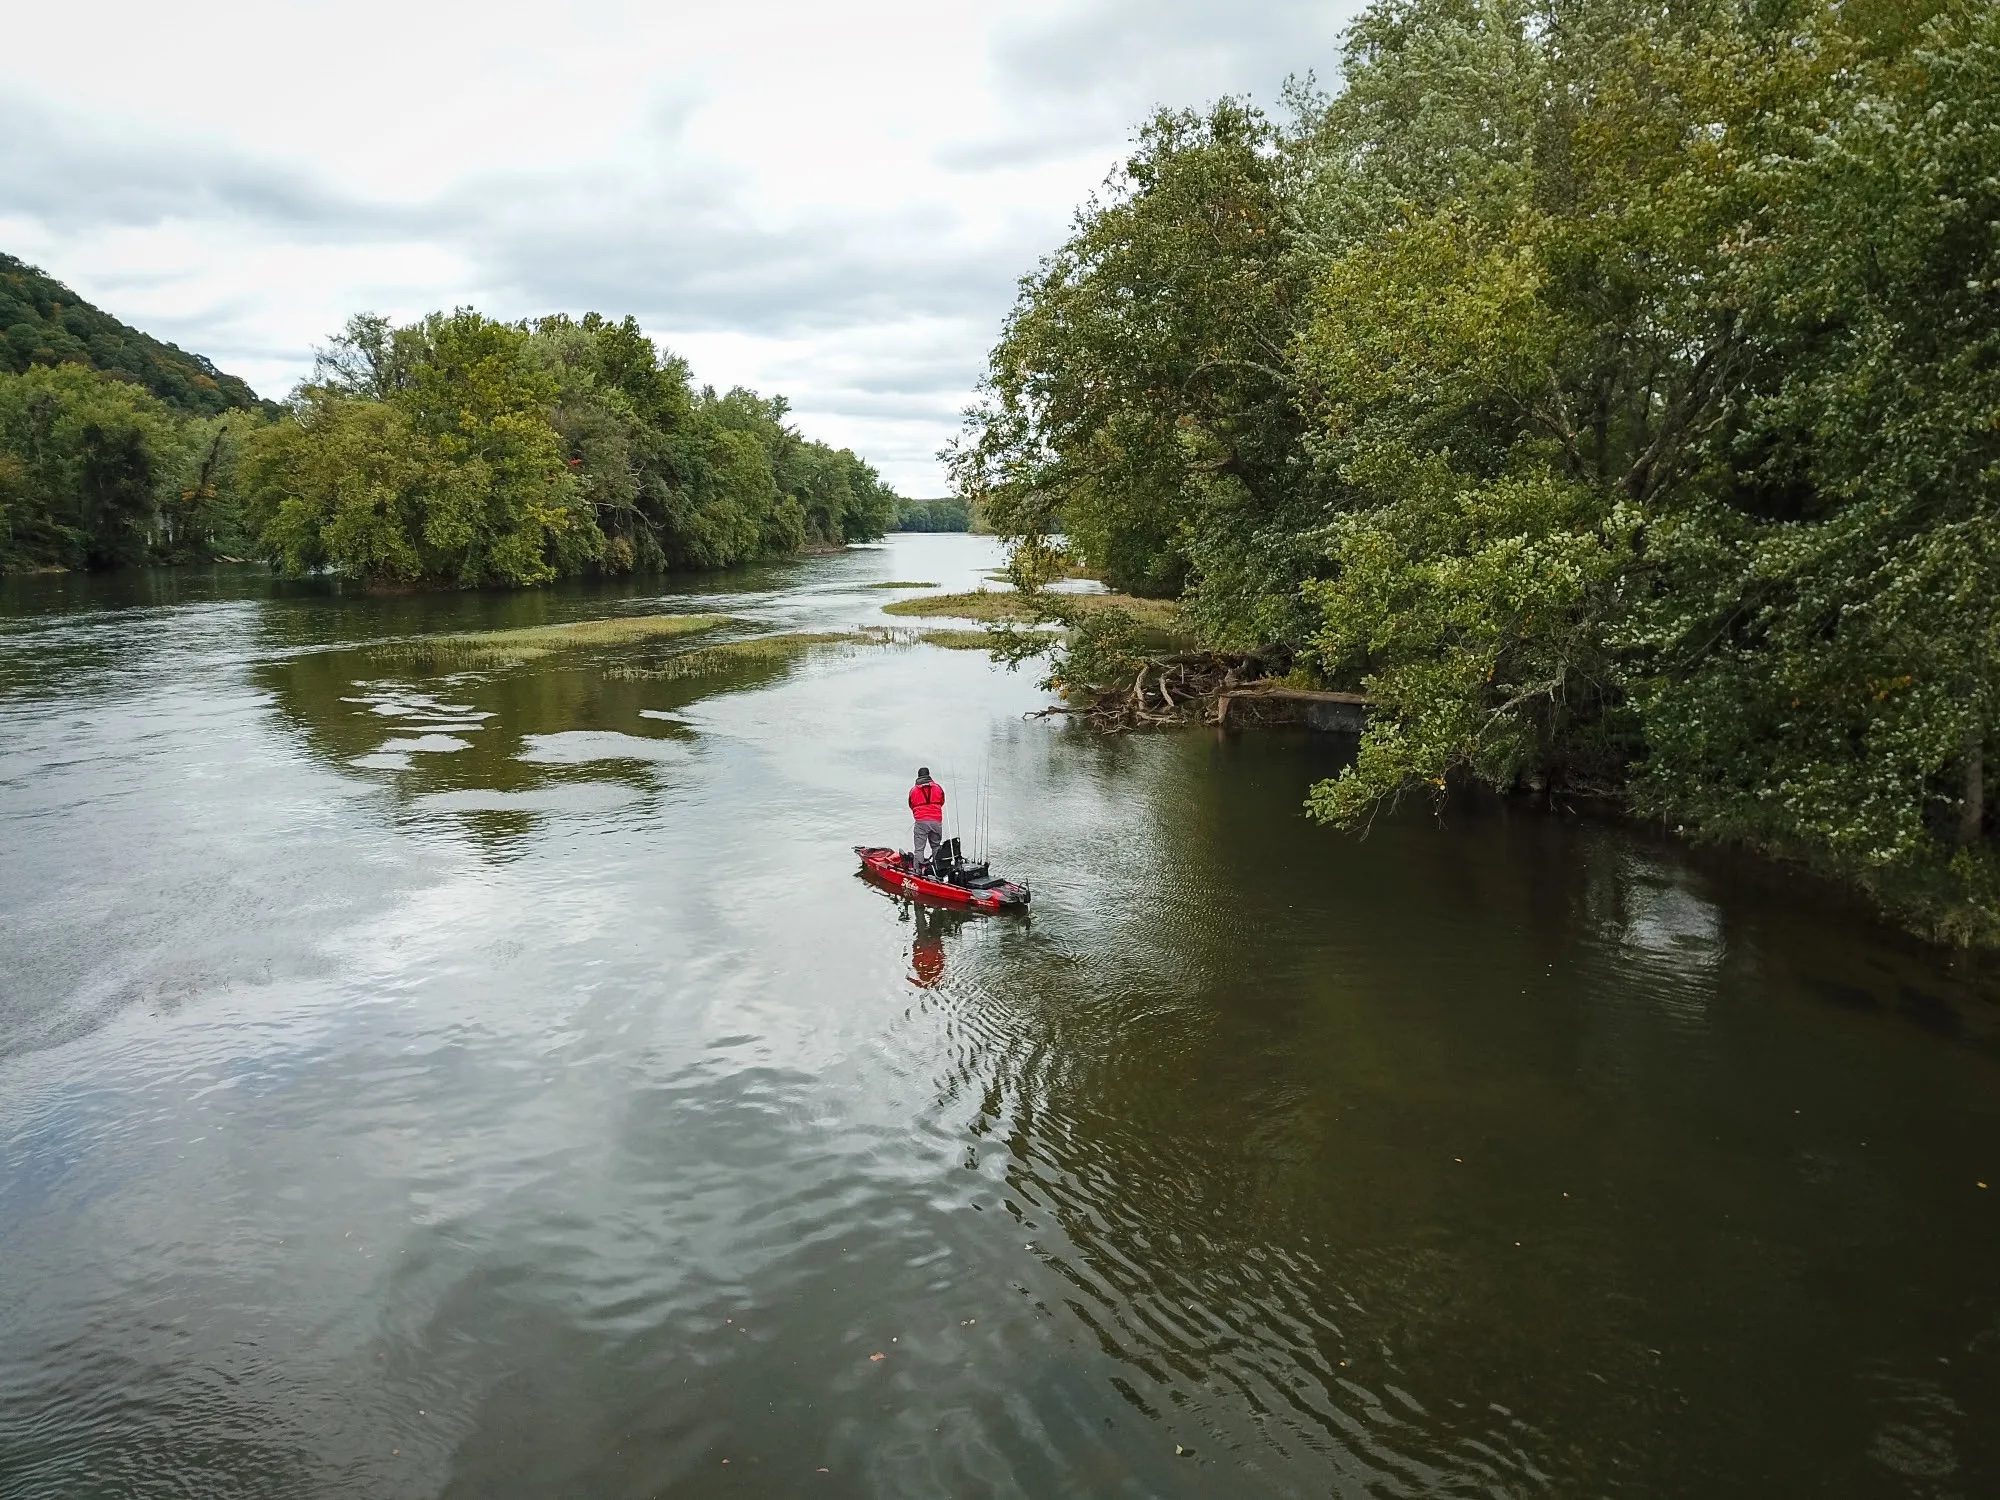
{"left": 984, "top": 562, "right": 1098, "bottom": 583}
{"left": 373, "top": 613, "right": 734, "bottom": 667}
{"left": 606, "top": 631, "right": 872, "bottom": 681}
{"left": 880, "top": 589, "right": 1035, "bottom": 622}
{"left": 918, "top": 628, "right": 1054, "bottom": 651}
{"left": 882, "top": 588, "right": 1179, "bottom": 632}
{"left": 602, "top": 625, "right": 1046, "bottom": 679}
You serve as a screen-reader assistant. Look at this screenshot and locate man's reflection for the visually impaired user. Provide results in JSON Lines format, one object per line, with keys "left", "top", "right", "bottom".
{"left": 908, "top": 902, "right": 964, "bottom": 989}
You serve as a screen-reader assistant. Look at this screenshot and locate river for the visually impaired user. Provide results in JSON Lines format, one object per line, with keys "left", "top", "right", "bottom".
{"left": 2, "top": 533, "right": 1996, "bottom": 1498}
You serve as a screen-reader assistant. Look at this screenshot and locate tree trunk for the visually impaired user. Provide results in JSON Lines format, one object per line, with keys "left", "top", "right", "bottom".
{"left": 1960, "top": 727, "right": 1985, "bottom": 847}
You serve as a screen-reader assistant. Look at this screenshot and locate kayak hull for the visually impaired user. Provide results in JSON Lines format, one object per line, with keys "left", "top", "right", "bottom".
{"left": 855, "top": 846, "right": 1030, "bottom": 913}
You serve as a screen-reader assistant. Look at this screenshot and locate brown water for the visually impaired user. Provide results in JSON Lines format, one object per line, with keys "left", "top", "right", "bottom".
{"left": 2, "top": 534, "right": 1997, "bottom": 1498}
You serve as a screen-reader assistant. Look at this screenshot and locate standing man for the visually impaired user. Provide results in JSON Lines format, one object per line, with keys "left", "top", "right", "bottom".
{"left": 909, "top": 766, "right": 946, "bottom": 874}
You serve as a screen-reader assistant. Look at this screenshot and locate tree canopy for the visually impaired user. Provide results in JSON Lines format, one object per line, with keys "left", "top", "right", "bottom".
{"left": 244, "top": 310, "right": 898, "bottom": 587}
{"left": 892, "top": 496, "right": 973, "bottom": 532}
{"left": 1, "top": 299, "right": 900, "bottom": 582}
{"left": 953, "top": 0, "right": 2000, "bottom": 942}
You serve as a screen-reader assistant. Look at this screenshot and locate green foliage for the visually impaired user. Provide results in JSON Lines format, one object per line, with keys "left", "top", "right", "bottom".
{"left": 243, "top": 311, "right": 597, "bottom": 587}
{"left": 1615, "top": 0, "right": 2000, "bottom": 937}
{"left": 372, "top": 612, "right": 730, "bottom": 667}
{"left": 947, "top": 98, "right": 1322, "bottom": 614}
{"left": 0, "top": 278, "right": 900, "bottom": 581}
{"left": 1, "top": 364, "right": 177, "bottom": 569}
{"left": 892, "top": 496, "right": 971, "bottom": 531}
{"left": 1305, "top": 461, "right": 1638, "bottom": 824}
{"left": 244, "top": 309, "right": 900, "bottom": 586}
{"left": 0, "top": 253, "right": 265, "bottom": 416}
{"left": 956, "top": 0, "right": 2000, "bottom": 941}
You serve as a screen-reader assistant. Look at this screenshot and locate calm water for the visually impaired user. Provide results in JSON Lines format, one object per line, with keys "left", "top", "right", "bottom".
{"left": 2, "top": 534, "right": 1997, "bottom": 1498}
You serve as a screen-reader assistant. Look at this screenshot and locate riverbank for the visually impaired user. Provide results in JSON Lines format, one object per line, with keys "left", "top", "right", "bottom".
{"left": 892, "top": 578, "right": 2000, "bottom": 951}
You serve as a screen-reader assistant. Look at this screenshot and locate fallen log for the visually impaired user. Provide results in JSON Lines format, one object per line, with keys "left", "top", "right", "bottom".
{"left": 1214, "top": 686, "right": 1371, "bottom": 732}
{"left": 1032, "top": 648, "right": 1366, "bottom": 735}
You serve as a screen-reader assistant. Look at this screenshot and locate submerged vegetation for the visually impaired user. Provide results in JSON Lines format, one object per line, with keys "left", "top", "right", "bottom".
{"left": 603, "top": 624, "right": 1035, "bottom": 679}
{"left": 361, "top": 613, "right": 1041, "bottom": 685}
{"left": 881, "top": 589, "right": 1042, "bottom": 623}
{"left": 372, "top": 612, "right": 731, "bottom": 667}
{"left": 954, "top": 0, "right": 2000, "bottom": 943}
{"left": 0, "top": 298, "right": 900, "bottom": 582}
{"left": 881, "top": 587, "right": 1179, "bottom": 631}
{"left": 611, "top": 632, "right": 862, "bottom": 681}
{"left": 920, "top": 627, "right": 1053, "bottom": 652}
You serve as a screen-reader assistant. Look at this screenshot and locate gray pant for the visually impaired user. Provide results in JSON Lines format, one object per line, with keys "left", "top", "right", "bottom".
{"left": 913, "top": 820, "right": 944, "bottom": 868}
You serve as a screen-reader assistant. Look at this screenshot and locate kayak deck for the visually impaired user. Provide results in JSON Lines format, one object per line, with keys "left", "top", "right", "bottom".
{"left": 854, "top": 846, "right": 1030, "bottom": 913}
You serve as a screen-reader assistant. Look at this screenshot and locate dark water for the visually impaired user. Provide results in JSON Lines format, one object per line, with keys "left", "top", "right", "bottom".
{"left": 3, "top": 535, "right": 1997, "bottom": 1499}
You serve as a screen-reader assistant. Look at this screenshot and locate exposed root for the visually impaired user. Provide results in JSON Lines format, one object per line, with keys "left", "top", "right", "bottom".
{"left": 1056, "top": 651, "right": 1278, "bottom": 732}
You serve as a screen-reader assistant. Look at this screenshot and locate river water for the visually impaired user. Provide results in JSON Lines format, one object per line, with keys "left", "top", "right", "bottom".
{"left": 1, "top": 533, "right": 1996, "bottom": 1498}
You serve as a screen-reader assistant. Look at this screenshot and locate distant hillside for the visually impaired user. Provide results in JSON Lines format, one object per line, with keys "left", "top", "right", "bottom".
{"left": 0, "top": 253, "right": 265, "bottom": 416}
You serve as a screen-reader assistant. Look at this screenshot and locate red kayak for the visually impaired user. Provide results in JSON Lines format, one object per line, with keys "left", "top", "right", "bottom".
{"left": 855, "top": 843, "right": 1031, "bottom": 913}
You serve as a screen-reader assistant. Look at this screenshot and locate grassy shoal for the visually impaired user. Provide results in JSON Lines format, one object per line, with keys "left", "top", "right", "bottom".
{"left": 880, "top": 589, "right": 1178, "bottom": 631}
{"left": 602, "top": 625, "right": 1062, "bottom": 680}
{"left": 373, "top": 613, "right": 733, "bottom": 667}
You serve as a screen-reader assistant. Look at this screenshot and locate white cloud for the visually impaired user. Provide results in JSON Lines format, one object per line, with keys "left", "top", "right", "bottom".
{"left": 1, "top": 0, "right": 1365, "bottom": 491}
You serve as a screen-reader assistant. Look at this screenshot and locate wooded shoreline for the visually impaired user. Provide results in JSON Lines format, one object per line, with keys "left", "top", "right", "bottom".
{"left": 2, "top": 295, "right": 903, "bottom": 586}
{"left": 949, "top": 0, "right": 2000, "bottom": 947}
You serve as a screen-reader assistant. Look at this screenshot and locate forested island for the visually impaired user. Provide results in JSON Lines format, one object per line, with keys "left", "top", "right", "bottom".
{"left": 0, "top": 264, "right": 899, "bottom": 583}
{"left": 953, "top": 0, "right": 2000, "bottom": 944}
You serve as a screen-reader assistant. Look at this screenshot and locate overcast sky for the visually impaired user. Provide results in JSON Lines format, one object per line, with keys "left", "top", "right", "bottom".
{"left": 1, "top": 1, "right": 1365, "bottom": 492}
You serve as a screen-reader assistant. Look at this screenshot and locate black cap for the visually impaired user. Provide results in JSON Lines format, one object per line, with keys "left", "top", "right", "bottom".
{"left": 917, "top": 766, "right": 930, "bottom": 779}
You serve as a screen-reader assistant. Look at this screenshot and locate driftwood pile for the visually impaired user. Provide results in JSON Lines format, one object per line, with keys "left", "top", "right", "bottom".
{"left": 1030, "top": 652, "right": 1272, "bottom": 731}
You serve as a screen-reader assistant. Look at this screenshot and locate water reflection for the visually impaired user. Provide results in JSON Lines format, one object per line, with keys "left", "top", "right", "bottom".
{"left": 251, "top": 627, "right": 858, "bottom": 856}
{"left": 893, "top": 901, "right": 973, "bottom": 989}
{"left": 3, "top": 539, "right": 1999, "bottom": 1498}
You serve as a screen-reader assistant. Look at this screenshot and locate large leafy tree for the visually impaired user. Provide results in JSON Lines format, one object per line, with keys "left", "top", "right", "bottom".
{"left": 949, "top": 98, "right": 1320, "bottom": 635}
{"left": 0, "top": 363, "right": 180, "bottom": 569}
{"left": 1623, "top": 1, "right": 2000, "bottom": 931}
{"left": 1293, "top": 0, "right": 1785, "bottom": 814}
{"left": 245, "top": 309, "right": 899, "bottom": 586}
{"left": 955, "top": 0, "right": 2000, "bottom": 940}
{"left": 1299, "top": 0, "right": 2000, "bottom": 932}
{"left": 246, "top": 311, "right": 599, "bottom": 586}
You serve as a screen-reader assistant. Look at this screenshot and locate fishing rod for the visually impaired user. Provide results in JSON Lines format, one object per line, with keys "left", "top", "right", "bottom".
{"left": 979, "top": 754, "right": 991, "bottom": 864}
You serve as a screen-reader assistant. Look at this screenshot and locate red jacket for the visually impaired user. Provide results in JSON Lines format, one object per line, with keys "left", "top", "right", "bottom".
{"left": 909, "top": 779, "right": 945, "bottom": 822}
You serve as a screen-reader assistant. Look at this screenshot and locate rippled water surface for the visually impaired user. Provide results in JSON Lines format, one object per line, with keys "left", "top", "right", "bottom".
{"left": 3, "top": 535, "right": 1998, "bottom": 1498}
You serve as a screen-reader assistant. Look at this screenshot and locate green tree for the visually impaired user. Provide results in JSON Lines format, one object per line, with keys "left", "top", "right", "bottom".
{"left": 948, "top": 98, "right": 1318, "bottom": 633}
{"left": 0, "top": 363, "right": 180, "bottom": 569}
{"left": 1621, "top": 1, "right": 2000, "bottom": 935}
{"left": 521, "top": 314, "right": 895, "bottom": 571}
{"left": 955, "top": 0, "right": 2000, "bottom": 940}
{"left": 247, "top": 311, "right": 598, "bottom": 586}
